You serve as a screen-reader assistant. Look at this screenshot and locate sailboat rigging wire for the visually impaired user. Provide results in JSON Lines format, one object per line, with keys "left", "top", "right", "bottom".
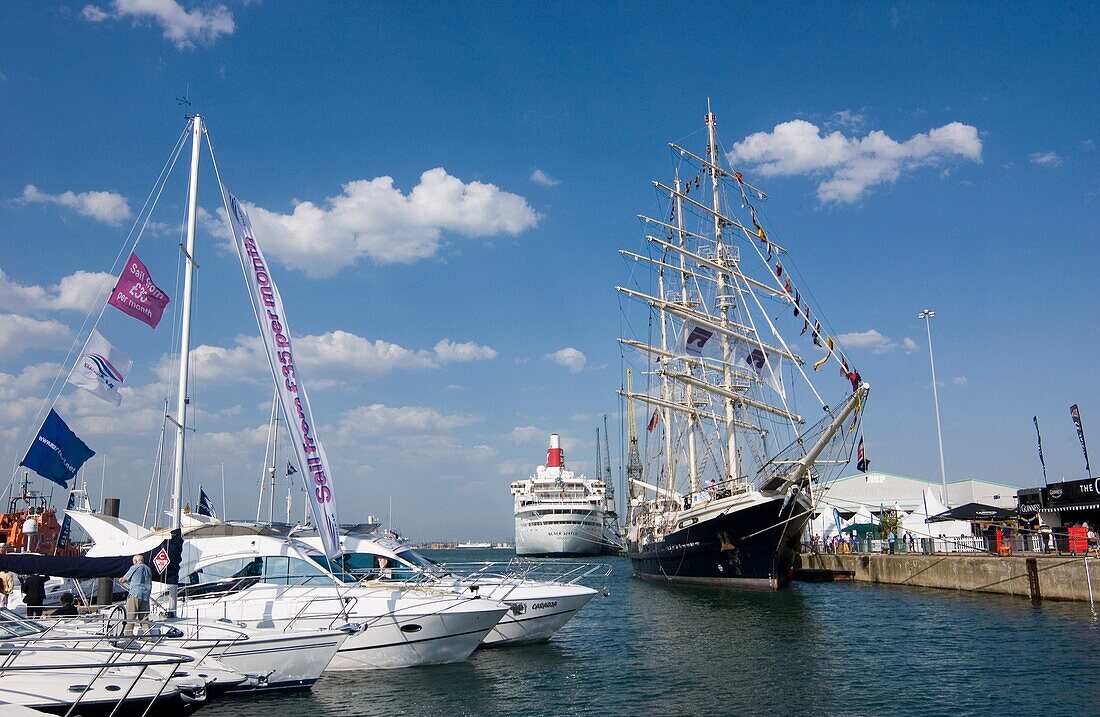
{"left": 6, "top": 124, "right": 191, "bottom": 494}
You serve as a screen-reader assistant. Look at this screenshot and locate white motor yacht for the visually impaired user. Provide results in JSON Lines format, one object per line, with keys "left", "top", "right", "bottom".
{"left": 70, "top": 513, "right": 509, "bottom": 670}
{"left": 295, "top": 530, "right": 606, "bottom": 646}
{"left": 0, "top": 608, "right": 226, "bottom": 716}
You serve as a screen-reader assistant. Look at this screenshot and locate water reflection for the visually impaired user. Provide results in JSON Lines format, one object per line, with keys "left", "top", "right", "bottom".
{"left": 204, "top": 552, "right": 1100, "bottom": 717}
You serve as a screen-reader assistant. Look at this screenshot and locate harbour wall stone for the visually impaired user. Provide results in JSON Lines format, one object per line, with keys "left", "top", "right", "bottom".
{"left": 801, "top": 553, "right": 1100, "bottom": 602}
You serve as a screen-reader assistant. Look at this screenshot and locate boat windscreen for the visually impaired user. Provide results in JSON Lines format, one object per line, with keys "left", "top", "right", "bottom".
{"left": 0, "top": 608, "right": 43, "bottom": 636}
{"left": 397, "top": 549, "right": 442, "bottom": 569}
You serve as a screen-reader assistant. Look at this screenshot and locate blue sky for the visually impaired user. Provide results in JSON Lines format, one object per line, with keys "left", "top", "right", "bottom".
{"left": 0, "top": 2, "right": 1096, "bottom": 539}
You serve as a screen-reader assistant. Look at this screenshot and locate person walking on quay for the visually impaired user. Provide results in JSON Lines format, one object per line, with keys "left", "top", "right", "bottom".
{"left": 0, "top": 545, "right": 14, "bottom": 609}
{"left": 20, "top": 572, "right": 48, "bottom": 617}
{"left": 118, "top": 554, "right": 152, "bottom": 636}
{"left": 887, "top": 530, "right": 896, "bottom": 554}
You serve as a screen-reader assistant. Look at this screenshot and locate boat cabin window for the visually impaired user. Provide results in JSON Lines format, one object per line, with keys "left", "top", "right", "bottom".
{"left": 185, "top": 555, "right": 336, "bottom": 594}
{"left": 263, "top": 556, "right": 334, "bottom": 586}
{"left": 334, "top": 552, "right": 421, "bottom": 581}
{"left": 189, "top": 557, "right": 262, "bottom": 584}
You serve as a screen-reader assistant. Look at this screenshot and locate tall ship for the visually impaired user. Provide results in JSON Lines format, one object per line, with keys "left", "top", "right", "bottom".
{"left": 617, "top": 105, "right": 869, "bottom": 589}
{"left": 511, "top": 434, "right": 616, "bottom": 556}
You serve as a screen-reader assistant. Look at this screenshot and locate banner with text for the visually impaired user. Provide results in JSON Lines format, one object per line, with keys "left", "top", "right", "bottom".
{"left": 223, "top": 187, "right": 341, "bottom": 559}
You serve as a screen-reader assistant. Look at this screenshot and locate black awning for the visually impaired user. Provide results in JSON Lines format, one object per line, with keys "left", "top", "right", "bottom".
{"left": 0, "top": 529, "right": 182, "bottom": 584}
{"left": 928, "top": 503, "right": 1017, "bottom": 522}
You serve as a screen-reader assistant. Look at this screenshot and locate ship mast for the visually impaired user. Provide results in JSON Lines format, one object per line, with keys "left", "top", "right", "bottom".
{"left": 673, "top": 172, "right": 699, "bottom": 494}
{"left": 654, "top": 208, "right": 675, "bottom": 500}
{"left": 705, "top": 102, "right": 739, "bottom": 484}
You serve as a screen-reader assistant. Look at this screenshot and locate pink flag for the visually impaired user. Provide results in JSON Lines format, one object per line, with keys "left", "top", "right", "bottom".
{"left": 108, "top": 253, "right": 170, "bottom": 328}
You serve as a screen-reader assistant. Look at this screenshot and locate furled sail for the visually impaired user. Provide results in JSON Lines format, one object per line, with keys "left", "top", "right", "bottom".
{"left": 223, "top": 188, "right": 342, "bottom": 560}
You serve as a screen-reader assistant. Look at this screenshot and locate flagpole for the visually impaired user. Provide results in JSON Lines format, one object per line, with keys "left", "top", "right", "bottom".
{"left": 169, "top": 114, "right": 203, "bottom": 616}
{"left": 220, "top": 461, "right": 226, "bottom": 522}
{"left": 918, "top": 309, "right": 949, "bottom": 507}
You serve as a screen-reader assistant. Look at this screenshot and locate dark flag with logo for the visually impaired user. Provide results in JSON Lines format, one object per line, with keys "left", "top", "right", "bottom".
{"left": 197, "top": 487, "right": 217, "bottom": 518}
{"left": 54, "top": 489, "right": 79, "bottom": 554}
{"left": 20, "top": 409, "right": 95, "bottom": 487}
{"left": 1071, "top": 404, "right": 1090, "bottom": 473}
{"left": 1033, "top": 416, "right": 1048, "bottom": 484}
{"left": 286, "top": 462, "right": 298, "bottom": 476}
{"left": 856, "top": 436, "right": 869, "bottom": 473}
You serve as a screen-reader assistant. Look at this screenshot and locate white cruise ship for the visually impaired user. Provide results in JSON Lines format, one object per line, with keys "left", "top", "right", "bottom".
{"left": 511, "top": 434, "right": 615, "bottom": 556}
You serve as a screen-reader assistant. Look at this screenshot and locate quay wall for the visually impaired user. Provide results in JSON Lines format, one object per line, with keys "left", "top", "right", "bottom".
{"left": 800, "top": 552, "right": 1100, "bottom": 602}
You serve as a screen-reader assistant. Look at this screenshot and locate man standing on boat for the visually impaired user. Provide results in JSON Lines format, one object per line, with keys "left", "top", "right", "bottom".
{"left": 118, "top": 554, "right": 151, "bottom": 635}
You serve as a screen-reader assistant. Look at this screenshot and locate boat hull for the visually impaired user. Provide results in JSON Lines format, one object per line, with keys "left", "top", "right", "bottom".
{"left": 515, "top": 511, "right": 605, "bottom": 557}
{"left": 629, "top": 491, "right": 810, "bottom": 590}
{"left": 180, "top": 585, "right": 508, "bottom": 671}
{"left": 474, "top": 583, "right": 597, "bottom": 646}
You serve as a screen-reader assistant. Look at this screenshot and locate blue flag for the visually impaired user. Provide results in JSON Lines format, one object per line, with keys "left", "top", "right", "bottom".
{"left": 20, "top": 409, "right": 95, "bottom": 487}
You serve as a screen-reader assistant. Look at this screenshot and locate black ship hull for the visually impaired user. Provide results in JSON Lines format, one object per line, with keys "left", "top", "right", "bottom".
{"left": 628, "top": 492, "right": 809, "bottom": 590}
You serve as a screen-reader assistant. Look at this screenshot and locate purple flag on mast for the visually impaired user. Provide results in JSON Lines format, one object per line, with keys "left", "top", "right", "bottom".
{"left": 108, "top": 253, "right": 170, "bottom": 328}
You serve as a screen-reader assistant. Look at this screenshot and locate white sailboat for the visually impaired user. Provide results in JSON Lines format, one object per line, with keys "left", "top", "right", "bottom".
{"left": 65, "top": 114, "right": 510, "bottom": 670}
{"left": 618, "top": 105, "right": 869, "bottom": 589}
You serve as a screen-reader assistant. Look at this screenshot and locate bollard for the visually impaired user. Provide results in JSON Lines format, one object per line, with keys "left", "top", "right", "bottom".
{"left": 96, "top": 498, "right": 120, "bottom": 605}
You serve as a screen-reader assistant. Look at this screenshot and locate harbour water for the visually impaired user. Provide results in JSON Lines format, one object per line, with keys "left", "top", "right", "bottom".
{"left": 204, "top": 549, "right": 1100, "bottom": 716}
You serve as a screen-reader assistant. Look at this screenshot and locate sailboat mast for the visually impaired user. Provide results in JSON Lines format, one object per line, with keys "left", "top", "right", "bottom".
{"left": 705, "top": 103, "right": 738, "bottom": 482}
{"left": 169, "top": 114, "right": 204, "bottom": 613}
{"left": 268, "top": 408, "right": 279, "bottom": 522}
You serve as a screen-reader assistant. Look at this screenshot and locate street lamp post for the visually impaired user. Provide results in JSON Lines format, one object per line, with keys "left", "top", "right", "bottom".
{"left": 918, "top": 309, "right": 949, "bottom": 507}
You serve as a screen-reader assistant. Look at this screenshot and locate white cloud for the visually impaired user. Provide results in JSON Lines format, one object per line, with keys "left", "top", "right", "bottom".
{"left": 728, "top": 120, "right": 982, "bottom": 203}
{"left": 156, "top": 331, "right": 498, "bottom": 386}
{"left": 233, "top": 168, "right": 539, "bottom": 277}
{"left": 530, "top": 169, "right": 560, "bottom": 187}
{"left": 952, "top": 376, "right": 968, "bottom": 386}
{"left": 0, "top": 268, "right": 116, "bottom": 313}
{"left": 294, "top": 331, "right": 438, "bottom": 379}
{"left": 92, "top": 0, "right": 236, "bottom": 50}
{"left": 902, "top": 337, "right": 919, "bottom": 353}
{"left": 826, "top": 110, "right": 866, "bottom": 132}
{"left": 336, "top": 404, "right": 479, "bottom": 439}
{"left": 506, "top": 425, "right": 547, "bottom": 444}
{"left": 82, "top": 4, "right": 109, "bottom": 21}
{"left": 433, "top": 339, "right": 497, "bottom": 363}
{"left": 20, "top": 184, "right": 131, "bottom": 225}
{"left": 0, "top": 363, "right": 60, "bottom": 402}
{"left": 545, "top": 347, "right": 586, "bottom": 373}
{"left": 0, "top": 313, "right": 72, "bottom": 356}
{"left": 837, "top": 329, "right": 902, "bottom": 354}
{"left": 1029, "top": 151, "right": 1063, "bottom": 167}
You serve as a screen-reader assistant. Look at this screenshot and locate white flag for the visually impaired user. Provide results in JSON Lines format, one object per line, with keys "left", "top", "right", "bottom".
{"left": 682, "top": 320, "right": 722, "bottom": 358}
{"left": 223, "top": 186, "right": 342, "bottom": 561}
{"left": 683, "top": 321, "right": 785, "bottom": 399}
{"left": 737, "top": 343, "right": 786, "bottom": 400}
{"left": 67, "top": 330, "right": 132, "bottom": 406}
